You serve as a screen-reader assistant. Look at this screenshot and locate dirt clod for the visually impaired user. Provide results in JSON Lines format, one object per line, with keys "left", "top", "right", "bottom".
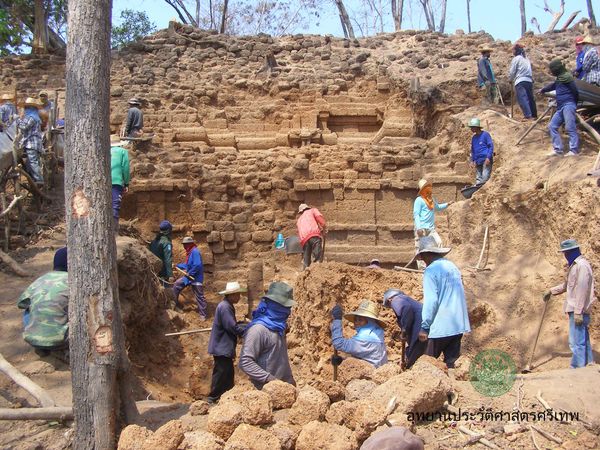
{"left": 117, "top": 425, "right": 153, "bottom": 450}
{"left": 288, "top": 385, "right": 331, "bottom": 426}
{"left": 180, "top": 430, "right": 225, "bottom": 450}
{"left": 295, "top": 420, "right": 358, "bottom": 450}
{"left": 207, "top": 402, "right": 244, "bottom": 440}
{"left": 221, "top": 388, "right": 274, "bottom": 425}
{"left": 262, "top": 380, "right": 297, "bottom": 410}
{"left": 345, "top": 379, "right": 377, "bottom": 401}
{"left": 144, "top": 420, "right": 185, "bottom": 450}
{"left": 224, "top": 424, "right": 281, "bottom": 450}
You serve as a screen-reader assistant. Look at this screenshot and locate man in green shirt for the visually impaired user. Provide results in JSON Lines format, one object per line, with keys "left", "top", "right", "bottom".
{"left": 110, "top": 135, "right": 130, "bottom": 233}
{"left": 150, "top": 220, "right": 174, "bottom": 285}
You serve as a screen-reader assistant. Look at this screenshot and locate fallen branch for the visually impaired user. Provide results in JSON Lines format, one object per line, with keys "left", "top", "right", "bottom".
{"left": 458, "top": 426, "right": 501, "bottom": 449}
{"left": 560, "top": 10, "right": 580, "bottom": 30}
{"left": 164, "top": 327, "right": 212, "bottom": 337}
{"left": 530, "top": 425, "right": 563, "bottom": 444}
{"left": 0, "top": 248, "right": 28, "bottom": 277}
{"left": 536, "top": 390, "right": 551, "bottom": 410}
{"left": 0, "top": 352, "right": 55, "bottom": 407}
{"left": 529, "top": 425, "right": 542, "bottom": 450}
{"left": 576, "top": 113, "right": 600, "bottom": 172}
{"left": 0, "top": 195, "right": 24, "bottom": 218}
{"left": 16, "top": 168, "right": 52, "bottom": 202}
{"left": 544, "top": 0, "right": 565, "bottom": 31}
{"left": 0, "top": 407, "right": 72, "bottom": 421}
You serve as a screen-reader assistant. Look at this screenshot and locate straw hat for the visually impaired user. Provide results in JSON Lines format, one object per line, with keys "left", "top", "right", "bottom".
{"left": 344, "top": 300, "right": 386, "bottom": 327}
{"left": 128, "top": 98, "right": 141, "bottom": 105}
{"left": 182, "top": 236, "right": 195, "bottom": 244}
{"left": 1, "top": 93, "right": 13, "bottom": 101}
{"left": 38, "top": 91, "right": 49, "bottom": 98}
{"left": 415, "top": 235, "right": 451, "bottom": 257}
{"left": 219, "top": 281, "right": 248, "bottom": 296}
{"left": 558, "top": 239, "right": 579, "bottom": 252}
{"left": 479, "top": 46, "right": 493, "bottom": 53}
{"left": 418, "top": 179, "right": 431, "bottom": 191}
{"left": 110, "top": 134, "right": 128, "bottom": 147}
{"left": 264, "top": 281, "right": 295, "bottom": 307}
{"left": 576, "top": 35, "right": 593, "bottom": 45}
{"left": 298, "top": 203, "right": 310, "bottom": 214}
{"left": 21, "top": 97, "right": 40, "bottom": 108}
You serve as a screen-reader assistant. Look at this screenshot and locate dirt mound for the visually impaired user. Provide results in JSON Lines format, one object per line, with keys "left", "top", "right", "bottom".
{"left": 288, "top": 262, "right": 422, "bottom": 379}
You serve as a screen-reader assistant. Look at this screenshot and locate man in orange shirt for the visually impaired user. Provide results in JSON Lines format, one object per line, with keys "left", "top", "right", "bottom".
{"left": 296, "top": 203, "right": 327, "bottom": 269}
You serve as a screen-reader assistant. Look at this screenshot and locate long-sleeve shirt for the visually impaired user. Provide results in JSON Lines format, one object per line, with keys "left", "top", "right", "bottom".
{"left": 208, "top": 300, "right": 246, "bottom": 358}
{"left": 582, "top": 46, "right": 600, "bottom": 86}
{"left": 177, "top": 246, "right": 203, "bottom": 285}
{"left": 541, "top": 80, "right": 579, "bottom": 109}
{"left": 508, "top": 55, "right": 533, "bottom": 86}
{"left": 413, "top": 197, "right": 447, "bottom": 231}
{"left": 575, "top": 50, "right": 586, "bottom": 79}
{"left": 238, "top": 323, "right": 295, "bottom": 388}
{"left": 0, "top": 102, "right": 16, "bottom": 125}
{"left": 125, "top": 107, "right": 143, "bottom": 136}
{"left": 477, "top": 56, "right": 496, "bottom": 86}
{"left": 330, "top": 319, "right": 388, "bottom": 368}
{"left": 110, "top": 145, "right": 130, "bottom": 187}
{"left": 16, "top": 116, "right": 42, "bottom": 150}
{"left": 550, "top": 256, "right": 596, "bottom": 314}
{"left": 420, "top": 258, "right": 471, "bottom": 339}
{"left": 390, "top": 295, "right": 423, "bottom": 357}
{"left": 149, "top": 232, "right": 173, "bottom": 279}
{"left": 471, "top": 131, "right": 494, "bottom": 165}
{"left": 296, "top": 208, "right": 326, "bottom": 246}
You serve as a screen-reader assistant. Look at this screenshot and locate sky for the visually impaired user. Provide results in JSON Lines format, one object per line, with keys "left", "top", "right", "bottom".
{"left": 112, "top": 0, "right": 595, "bottom": 42}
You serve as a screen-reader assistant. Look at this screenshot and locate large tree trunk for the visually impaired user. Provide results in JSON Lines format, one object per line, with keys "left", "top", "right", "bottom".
{"left": 520, "top": 0, "right": 526, "bottom": 36}
{"left": 334, "top": 0, "right": 355, "bottom": 39}
{"left": 588, "top": 0, "right": 597, "bottom": 27}
{"left": 32, "top": 0, "right": 49, "bottom": 54}
{"left": 220, "top": 0, "right": 229, "bottom": 33}
{"left": 391, "top": 0, "right": 402, "bottom": 31}
{"left": 419, "top": 0, "right": 435, "bottom": 30}
{"left": 438, "top": 0, "right": 448, "bottom": 33}
{"left": 466, "top": 0, "right": 472, "bottom": 33}
{"left": 66, "top": 0, "right": 139, "bottom": 448}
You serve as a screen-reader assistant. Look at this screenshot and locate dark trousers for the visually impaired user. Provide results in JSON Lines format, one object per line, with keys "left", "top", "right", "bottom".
{"left": 303, "top": 236, "right": 323, "bottom": 268}
{"left": 426, "top": 333, "right": 463, "bottom": 368}
{"left": 406, "top": 339, "right": 428, "bottom": 368}
{"left": 208, "top": 355, "right": 235, "bottom": 401}
{"left": 515, "top": 81, "right": 537, "bottom": 119}
{"left": 172, "top": 277, "right": 207, "bottom": 317}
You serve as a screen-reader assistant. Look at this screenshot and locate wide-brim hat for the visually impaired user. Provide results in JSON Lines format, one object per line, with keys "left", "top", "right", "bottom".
{"left": 219, "top": 281, "right": 248, "bottom": 295}
{"left": 21, "top": 97, "right": 40, "bottom": 108}
{"left": 264, "top": 281, "right": 295, "bottom": 307}
{"left": 110, "top": 134, "right": 128, "bottom": 147}
{"left": 418, "top": 178, "right": 431, "bottom": 191}
{"left": 38, "top": 91, "right": 49, "bottom": 98}
{"left": 558, "top": 239, "right": 579, "bottom": 252}
{"left": 344, "top": 299, "right": 386, "bottom": 328}
{"left": 182, "top": 236, "right": 195, "bottom": 244}
{"left": 1, "top": 93, "right": 13, "bottom": 101}
{"left": 298, "top": 203, "right": 310, "bottom": 214}
{"left": 128, "top": 98, "right": 141, "bottom": 105}
{"left": 370, "top": 258, "right": 380, "bottom": 265}
{"left": 479, "top": 46, "right": 493, "bottom": 53}
{"left": 416, "top": 235, "right": 451, "bottom": 256}
{"left": 576, "top": 35, "right": 593, "bottom": 45}
{"left": 468, "top": 118, "right": 482, "bottom": 128}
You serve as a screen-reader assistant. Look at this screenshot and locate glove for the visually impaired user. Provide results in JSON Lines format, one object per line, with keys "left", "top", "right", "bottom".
{"left": 331, "top": 304, "right": 343, "bottom": 320}
{"left": 331, "top": 354, "right": 344, "bottom": 366}
{"left": 418, "top": 330, "right": 429, "bottom": 342}
{"left": 574, "top": 314, "right": 584, "bottom": 326}
{"left": 542, "top": 292, "right": 552, "bottom": 303}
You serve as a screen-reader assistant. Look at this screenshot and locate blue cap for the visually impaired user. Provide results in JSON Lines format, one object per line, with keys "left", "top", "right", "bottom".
{"left": 559, "top": 239, "right": 579, "bottom": 252}
{"left": 159, "top": 220, "right": 172, "bottom": 231}
{"left": 53, "top": 247, "right": 68, "bottom": 272}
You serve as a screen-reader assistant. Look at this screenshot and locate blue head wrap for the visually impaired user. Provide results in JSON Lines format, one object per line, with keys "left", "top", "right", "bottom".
{"left": 246, "top": 298, "right": 291, "bottom": 336}
{"left": 564, "top": 247, "right": 581, "bottom": 266}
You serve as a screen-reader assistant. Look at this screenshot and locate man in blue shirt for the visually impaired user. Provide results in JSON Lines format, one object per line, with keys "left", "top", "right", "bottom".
{"left": 477, "top": 47, "right": 499, "bottom": 104}
{"left": 468, "top": 118, "right": 494, "bottom": 185}
{"left": 173, "top": 236, "right": 207, "bottom": 319}
{"left": 416, "top": 236, "right": 471, "bottom": 368}
{"left": 573, "top": 36, "right": 587, "bottom": 80}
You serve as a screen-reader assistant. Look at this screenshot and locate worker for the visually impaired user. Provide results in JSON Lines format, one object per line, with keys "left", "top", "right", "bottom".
{"left": 413, "top": 179, "right": 451, "bottom": 269}
{"left": 367, "top": 258, "right": 381, "bottom": 269}
{"left": 38, "top": 91, "right": 54, "bottom": 114}
{"left": 361, "top": 426, "right": 424, "bottom": 450}
{"left": 124, "top": 98, "right": 144, "bottom": 138}
{"left": 383, "top": 289, "right": 427, "bottom": 369}
{"left": 573, "top": 36, "right": 588, "bottom": 80}
{"left": 468, "top": 118, "right": 494, "bottom": 185}
{"left": 207, "top": 281, "right": 248, "bottom": 403}
{"left": 17, "top": 247, "right": 69, "bottom": 361}
{"left": 508, "top": 43, "right": 537, "bottom": 120}
{"left": 173, "top": 236, "right": 207, "bottom": 319}
{"left": 417, "top": 236, "right": 471, "bottom": 369}
{"left": 544, "top": 239, "right": 595, "bottom": 368}
{"left": 330, "top": 300, "right": 388, "bottom": 368}
{"left": 296, "top": 203, "right": 327, "bottom": 269}
{"left": 477, "top": 46, "right": 499, "bottom": 104}
{"left": 110, "top": 135, "right": 130, "bottom": 233}
{"left": 16, "top": 97, "right": 44, "bottom": 185}
{"left": 149, "top": 220, "right": 173, "bottom": 285}
{"left": 540, "top": 59, "right": 580, "bottom": 157}
{"left": 580, "top": 36, "right": 600, "bottom": 87}
{"left": 239, "top": 281, "right": 296, "bottom": 388}
{"left": 0, "top": 93, "right": 16, "bottom": 130}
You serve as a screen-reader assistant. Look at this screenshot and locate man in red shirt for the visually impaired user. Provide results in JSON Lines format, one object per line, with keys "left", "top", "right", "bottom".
{"left": 296, "top": 203, "right": 327, "bottom": 269}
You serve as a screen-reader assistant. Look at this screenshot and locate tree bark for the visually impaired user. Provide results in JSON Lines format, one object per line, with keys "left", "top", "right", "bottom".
{"left": 439, "top": 0, "right": 448, "bottom": 33}
{"left": 520, "top": 0, "right": 526, "bottom": 36}
{"left": 334, "top": 0, "right": 355, "bottom": 39}
{"left": 0, "top": 407, "right": 73, "bottom": 421}
{"left": 32, "top": 0, "right": 49, "bottom": 54}
{"left": 66, "top": 0, "right": 139, "bottom": 448}
{"left": 220, "top": 0, "right": 229, "bottom": 33}
{"left": 466, "top": 0, "right": 472, "bottom": 33}
{"left": 419, "top": 0, "right": 435, "bottom": 30}
{"left": 544, "top": 0, "right": 565, "bottom": 31}
{"left": 587, "top": 0, "right": 596, "bottom": 27}
{"left": 561, "top": 11, "right": 581, "bottom": 30}
{"left": 392, "top": 0, "right": 404, "bottom": 31}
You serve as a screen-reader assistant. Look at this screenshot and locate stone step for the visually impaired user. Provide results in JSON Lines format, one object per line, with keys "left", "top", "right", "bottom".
{"left": 324, "top": 244, "right": 414, "bottom": 265}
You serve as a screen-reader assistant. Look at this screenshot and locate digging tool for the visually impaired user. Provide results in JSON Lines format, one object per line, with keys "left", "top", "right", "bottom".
{"left": 400, "top": 336, "right": 407, "bottom": 370}
{"left": 175, "top": 266, "right": 195, "bottom": 282}
{"left": 522, "top": 295, "right": 551, "bottom": 373}
{"left": 510, "top": 86, "right": 514, "bottom": 119}
{"left": 332, "top": 349, "right": 339, "bottom": 381}
{"left": 165, "top": 327, "right": 212, "bottom": 337}
{"left": 319, "top": 231, "right": 326, "bottom": 262}
{"left": 516, "top": 103, "right": 554, "bottom": 145}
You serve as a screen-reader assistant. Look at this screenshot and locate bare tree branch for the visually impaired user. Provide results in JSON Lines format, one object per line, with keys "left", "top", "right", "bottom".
{"left": 544, "top": 0, "right": 565, "bottom": 31}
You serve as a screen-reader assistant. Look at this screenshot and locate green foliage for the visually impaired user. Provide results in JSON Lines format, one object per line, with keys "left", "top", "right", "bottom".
{"left": 111, "top": 9, "right": 157, "bottom": 49}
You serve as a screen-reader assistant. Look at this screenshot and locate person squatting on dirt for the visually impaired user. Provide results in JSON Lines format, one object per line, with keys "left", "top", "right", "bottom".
{"left": 239, "top": 281, "right": 296, "bottom": 389}
{"left": 508, "top": 43, "right": 537, "bottom": 120}
{"left": 544, "top": 239, "right": 595, "bottom": 369}
{"left": 540, "top": 59, "right": 580, "bottom": 157}
{"left": 417, "top": 236, "right": 471, "bottom": 369}
{"left": 16, "top": 97, "right": 44, "bottom": 184}
{"left": 383, "top": 289, "right": 427, "bottom": 369}
{"left": 124, "top": 98, "right": 144, "bottom": 138}
{"left": 110, "top": 135, "right": 130, "bottom": 233}
{"left": 207, "top": 282, "right": 248, "bottom": 403}
{"left": 149, "top": 220, "right": 173, "bottom": 285}
{"left": 579, "top": 36, "right": 600, "bottom": 86}
{"left": 0, "top": 93, "right": 17, "bottom": 130}
{"left": 330, "top": 300, "right": 388, "bottom": 368}
{"left": 296, "top": 203, "right": 327, "bottom": 269}
{"left": 468, "top": 118, "right": 494, "bottom": 185}
{"left": 477, "top": 46, "right": 499, "bottom": 104}
{"left": 17, "top": 247, "right": 69, "bottom": 360}
{"left": 173, "top": 236, "right": 207, "bottom": 319}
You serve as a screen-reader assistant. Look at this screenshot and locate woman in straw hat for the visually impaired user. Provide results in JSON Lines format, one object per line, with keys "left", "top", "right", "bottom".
{"left": 16, "top": 97, "right": 44, "bottom": 184}
{"left": 207, "top": 281, "right": 249, "bottom": 402}
{"left": 330, "top": 300, "right": 388, "bottom": 368}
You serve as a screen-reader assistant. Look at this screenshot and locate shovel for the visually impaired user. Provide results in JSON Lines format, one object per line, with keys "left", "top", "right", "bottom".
{"left": 400, "top": 336, "right": 407, "bottom": 370}
{"left": 522, "top": 295, "right": 551, "bottom": 373}
{"left": 333, "top": 349, "right": 339, "bottom": 381}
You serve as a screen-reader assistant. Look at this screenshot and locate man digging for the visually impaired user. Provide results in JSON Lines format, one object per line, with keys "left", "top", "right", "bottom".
{"left": 173, "top": 236, "right": 207, "bottom": 319}
{"left": 296, "top": 203, "right": 327, "bottom": 269}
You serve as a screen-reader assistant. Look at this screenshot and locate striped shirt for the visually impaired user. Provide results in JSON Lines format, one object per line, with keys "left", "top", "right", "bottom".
{"left": 16, "top": 116, "right": 43, "bottom": 150}
{"left": 582, "top": 46, "right": 600, "bottom": 86}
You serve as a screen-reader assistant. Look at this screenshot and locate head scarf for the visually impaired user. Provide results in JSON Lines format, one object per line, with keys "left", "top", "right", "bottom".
{"left": 549, "top": 59, "right": 574, "bottom": 84}
{"left": 419, "top": 183, "right": 434, "bottom": 210}
{"left": 53, "top": 247, "right": 68, "bottom": 272}
{"left": 352, "top": 319, "right": 385, "bottom": 344}
{"left": 564, "top": 247, "right": 581, "bottom": 267}
{"left": 183, "top": 243, "right": 196, "bottom": 259}
{"left": 247, "top": 298, "right": 291, "bottom": 336}
{"left": 514, "top": 46, "right": 525, "bottom": 57}
{"left": 24, "top": 107, "right": 41, "bottom": 123}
